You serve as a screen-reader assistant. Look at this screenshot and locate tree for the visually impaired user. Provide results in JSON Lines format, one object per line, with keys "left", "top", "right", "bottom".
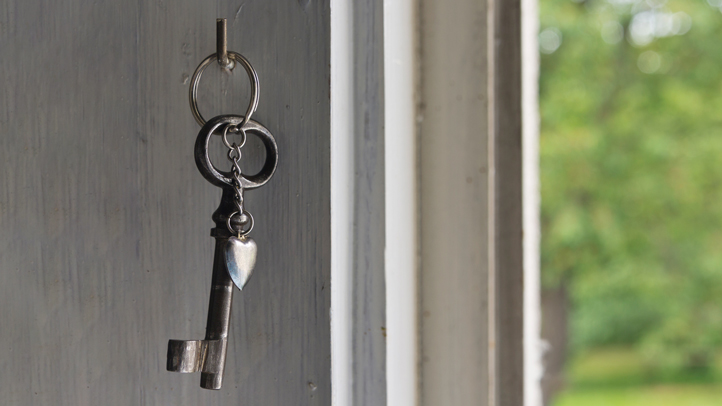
{"left": 540, "top": 0, "right": 722, "bottom": 374}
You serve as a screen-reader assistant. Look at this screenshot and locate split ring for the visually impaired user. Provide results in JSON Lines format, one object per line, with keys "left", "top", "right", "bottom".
{"left": 222, "top": 125, "right": 246, "bottom": 150}
{"left": 189, "top": 52, "right": 260, "bottom": 128}
{"left": 227, "top": 210, "right": 254, "bottom": 236}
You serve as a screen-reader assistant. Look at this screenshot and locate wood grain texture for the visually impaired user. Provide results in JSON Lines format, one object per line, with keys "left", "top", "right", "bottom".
{"left": 418, "top": 0, "right": 492, "bottom": 403}
{"left": 0, "top": 1, "right": 331, "bottom": 404}
{"left": 351, "top": 0, "right": 387, "bottom": 404}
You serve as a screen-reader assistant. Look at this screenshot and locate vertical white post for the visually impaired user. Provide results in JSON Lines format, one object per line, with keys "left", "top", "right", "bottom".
{"left": 331, "top": 0, "right": 354, "bottom": 404}
{"left": 419, "top": 0, "right": 494, "bottom": 403}
{"left": 522, "top": 0, "right": 542, "bottom": 403}
{"left": 384, "top": 0, "right": 419, "bottom": 405}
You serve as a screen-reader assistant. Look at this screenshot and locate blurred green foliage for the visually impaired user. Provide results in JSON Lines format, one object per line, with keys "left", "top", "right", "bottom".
{"left": 540, "top": 0, "right": 722, "bottom": 371}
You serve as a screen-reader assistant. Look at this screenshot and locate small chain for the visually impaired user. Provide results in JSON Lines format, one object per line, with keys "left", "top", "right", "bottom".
{"left": 223, "top": 125, "right": 252, "bottom": 237}
{"left": 229, "top": 144, "right": 244, "bottom": 212}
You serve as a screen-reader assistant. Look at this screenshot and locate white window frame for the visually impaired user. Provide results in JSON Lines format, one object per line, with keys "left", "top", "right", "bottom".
{"left": 330, "top": 0, "right": 539, "bottom": 404}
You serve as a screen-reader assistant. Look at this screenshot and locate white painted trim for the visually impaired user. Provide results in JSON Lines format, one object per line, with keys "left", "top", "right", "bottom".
{"left": 383, "top": 0, "right": 418, "bottom": 405}
{"left": 522, "top": 0, "right": 542, "bottom": 404}
{"left": 487, "top": 0, "right": 497, "bottom": 404}
{"left": 418, "top": 0, "right": 494, "bottom": 402}
{"left": 330, "top": 0, "right": 354, "bottom": 404}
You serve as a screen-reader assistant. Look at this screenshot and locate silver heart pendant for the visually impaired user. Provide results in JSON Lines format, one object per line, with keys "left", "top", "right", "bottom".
{"left": 224, "top": 236, "right": 258, "bottom": 290}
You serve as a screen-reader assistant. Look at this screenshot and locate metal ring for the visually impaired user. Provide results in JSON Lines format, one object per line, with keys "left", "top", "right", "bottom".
{"left": 189, "top": 51, "right": 260, "bottom": 128}
{"left": 195, "top": 115, "right": 278, "bottom": 190}
{"left": 226, "top": 210, "right": 254, "bottom": 236}
{"left": 222, "top": 125, "right": 246, "bottom": 150}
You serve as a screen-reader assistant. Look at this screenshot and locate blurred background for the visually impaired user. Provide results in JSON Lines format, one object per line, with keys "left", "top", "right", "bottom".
{"left": 539, "top": 0, "right": 722, "bottom": 405}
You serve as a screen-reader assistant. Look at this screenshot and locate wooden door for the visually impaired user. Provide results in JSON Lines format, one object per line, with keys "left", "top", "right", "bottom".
{"left": 0, "top": 1, "right": 331, "bottom": 404}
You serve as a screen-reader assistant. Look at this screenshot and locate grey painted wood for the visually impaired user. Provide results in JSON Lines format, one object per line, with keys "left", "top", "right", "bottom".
{"left": 493, "top": 0, "right": 525, "bottom": 404}
{"left": 417, "top": 0, "right": 526, "bottom": 402}
{"left": 351, "top": 0, "right": 387, "bottom": 404}
{"left": 0, "top": 1, "right": 331, "bottom": 405}
{"left": 418, "top": 0, "right": 492, "bottom": 403}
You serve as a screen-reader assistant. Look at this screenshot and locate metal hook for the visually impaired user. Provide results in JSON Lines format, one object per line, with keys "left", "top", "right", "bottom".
{"left": 216, "top": 18, "right": 235, "bottom": 70}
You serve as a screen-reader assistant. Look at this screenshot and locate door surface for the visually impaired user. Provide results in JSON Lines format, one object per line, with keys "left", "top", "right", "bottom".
{"left": 0, "top": 1, "right": 331, "bottom": 404}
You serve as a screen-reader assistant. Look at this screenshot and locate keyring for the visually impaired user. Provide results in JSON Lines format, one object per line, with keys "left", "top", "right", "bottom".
{"left": 189, "top": 51, "right": 260, "bottom": 128}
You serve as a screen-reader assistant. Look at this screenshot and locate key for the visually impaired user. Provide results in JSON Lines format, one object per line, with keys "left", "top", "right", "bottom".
{"left": 166, "top": 115, "right": 278, "bottom": 390}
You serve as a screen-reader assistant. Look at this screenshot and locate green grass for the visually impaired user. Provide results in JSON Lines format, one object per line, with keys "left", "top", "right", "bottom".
{"left": 552, "top": 348, "right": 722, "bottom": 406}
{"left": 554, "top": 385, "right": 722, "bottom": 406}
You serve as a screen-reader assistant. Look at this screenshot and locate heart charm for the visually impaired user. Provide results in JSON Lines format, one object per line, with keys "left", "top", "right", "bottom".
{"left": 224, "top": 236, "right": 258, "bottom": 290}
